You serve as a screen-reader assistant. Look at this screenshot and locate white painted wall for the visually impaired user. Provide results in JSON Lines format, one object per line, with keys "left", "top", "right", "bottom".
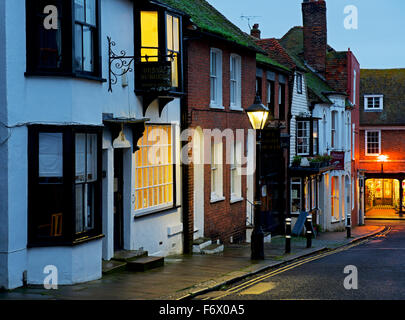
{"left": 0, "top": 0, "right": 183, "bottom": 288}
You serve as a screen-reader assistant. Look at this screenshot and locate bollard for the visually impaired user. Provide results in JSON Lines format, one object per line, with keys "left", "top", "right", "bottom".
{"left": 346, "top": 215, "right": 351, "bottom": 238}
{"left": 285, "top": 218, "right": 291, "bottom": 254}
{"left": 306, "top": 215, "right": 312, "bottom": 248}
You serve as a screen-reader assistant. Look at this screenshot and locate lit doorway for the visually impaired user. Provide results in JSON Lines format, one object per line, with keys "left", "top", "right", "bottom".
{"left": 365, "top": 179, "right": 402, "bottom": 218}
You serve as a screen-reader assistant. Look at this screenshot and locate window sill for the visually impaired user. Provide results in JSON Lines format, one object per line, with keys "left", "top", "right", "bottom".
{"left": 364, "top": 109, "right": 383, "bottom": 112}
{"left": 229, "top": 106, "right": 243, "bottom": 112}
{"left": 27, "top": 233, "right": 105, "bottom": 248}
{"left": 230, "top": 196, "right": 244, "bottom": 204}
{"left": 209, "top": 104, "right": 225, "bottom": 110}
{"left": 25, "top": 71, "right": 107, "bottom": 83}
{"left": 134, "top": 205, "right": 181, "bottom": 219}
{"left": 210, "top": 194, "right": 225, "bottom": 204}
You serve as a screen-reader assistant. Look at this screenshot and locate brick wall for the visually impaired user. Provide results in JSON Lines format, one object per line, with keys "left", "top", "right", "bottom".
{"left": 185, "top": 37, "right": 256, "bottom": 244}
{"left": 359, "top": 129, "right": 405, "bottom": 173}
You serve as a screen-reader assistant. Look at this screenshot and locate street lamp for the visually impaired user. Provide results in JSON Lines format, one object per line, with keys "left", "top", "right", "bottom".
{"left": 377, "top": 154, "right": 388, "bottom": 173}
{"left": 246, "top": 95, "right": 269, "bottom": 260}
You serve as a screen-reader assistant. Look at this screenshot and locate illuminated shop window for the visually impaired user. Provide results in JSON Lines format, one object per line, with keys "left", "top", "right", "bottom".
{"left": 134, "top": 125, "right": 174, "bottom": 212}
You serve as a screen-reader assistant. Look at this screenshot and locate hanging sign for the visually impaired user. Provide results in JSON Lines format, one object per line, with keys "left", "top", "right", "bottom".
{"left": 330, "top": 151, "right": 345, "bottom": 171}
{"left": 135, "top": 61, "right": 172, "bottom": 92}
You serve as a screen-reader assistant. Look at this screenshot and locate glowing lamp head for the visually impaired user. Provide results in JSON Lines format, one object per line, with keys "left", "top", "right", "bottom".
{"left": 377, "top": 154, "right": 388, "bottom": 162}
{"left": 246, "top": 95, "right": 269, "bottom": 130}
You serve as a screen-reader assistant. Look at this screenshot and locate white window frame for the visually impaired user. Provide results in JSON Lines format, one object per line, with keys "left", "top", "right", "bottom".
{"left": 230, "top": 140, "right": 243, "bottom": 203}
{"left": 364, "top": 95, "right": 383, "bottom": 111}
{"left": 211, "top": 140, "right": 224, "bottom": 202}
{"left": 331, "top": 176, "right": 340, "bottom": 222}
{"left": 297, "top": 120, "right": 310, "bottom": 156}
{"left": 210, "top": 48, "right": 223, "bottom": 109}
{"left": 331, "top": 111, "right": 337, "bottom": 149}
{"left": 352, "top": 123, "right": 356, "bottom": 160}
{"left": 230, "top": 54, "right": 242, "bottom": 110}
{"left": 365, "top": 130, "right": 381, "bottom": 156}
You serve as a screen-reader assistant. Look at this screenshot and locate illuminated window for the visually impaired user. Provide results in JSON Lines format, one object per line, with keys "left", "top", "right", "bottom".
{"left": 166, "top": 14, "right": 180, "bottom": 87}
{"left": 134, "top": 125, "right": 174, "bottom": 213}
{"left": 297, "top": 120, "right": 310, "bottom": 155}
{"left": 331, "top": 176, "right": 339, "bottom": 221}
{"left": 137, "top": 8, "right": 182, "bottom": 90}
{"left": 140, "top": 11, "right": 159, "bottom": 62}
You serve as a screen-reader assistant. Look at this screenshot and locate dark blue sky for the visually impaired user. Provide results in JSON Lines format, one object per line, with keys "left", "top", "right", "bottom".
{"left": 207, "top": 0, "right": 405, "bottom": 69}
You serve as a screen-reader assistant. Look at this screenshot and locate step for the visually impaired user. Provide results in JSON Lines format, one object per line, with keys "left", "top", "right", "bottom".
{"left": 112, "top": 249, "right": 148, "bottom": 262}
{"left": 201, "top": 243, "right": 224, "bottom": 254}
{"left": 126, "top": 256, "right": 164, "bottom": 272}
{"left": 102, "top": 260, "right": 127, "bottom": 275}
{"left": 192, "top": 237, "right": 213, "bottom": 253}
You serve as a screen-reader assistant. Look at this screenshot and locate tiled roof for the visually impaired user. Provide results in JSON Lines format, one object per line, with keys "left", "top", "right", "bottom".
{"left": 256, "top": 38, "right": 296, "bottom": 70}
{"left": 156, "top": 0, "right": 263, "bottom": 52}
{"left": 278, "top": 26, "right": 335, "bottom": 104}
{"left": 360, "top": 69, "right": 405, "bottom": 125}
{"left": 256, "top": 53, "right": 291, "bottom": 73}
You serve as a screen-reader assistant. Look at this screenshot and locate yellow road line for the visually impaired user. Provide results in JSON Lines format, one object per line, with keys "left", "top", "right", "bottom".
{"left": 208, "top": 228, "right": 390, "bottom": 300}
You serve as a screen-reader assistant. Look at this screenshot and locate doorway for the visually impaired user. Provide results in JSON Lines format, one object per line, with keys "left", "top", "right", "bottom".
{"left": 114, "top": 148, "right": 124, "bottom": 251}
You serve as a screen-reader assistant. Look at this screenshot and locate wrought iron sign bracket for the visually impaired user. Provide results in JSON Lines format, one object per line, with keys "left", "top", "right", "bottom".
{"left": 107, "top": 36, "right": 174, "bottom": 93}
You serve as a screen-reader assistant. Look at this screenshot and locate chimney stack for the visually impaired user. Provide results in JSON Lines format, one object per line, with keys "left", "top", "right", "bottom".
{"left": 250, "top": 24, "right": 261, "bottom": 39}
{"left": 302, "top": 0, "right": 327, "bottom": 77}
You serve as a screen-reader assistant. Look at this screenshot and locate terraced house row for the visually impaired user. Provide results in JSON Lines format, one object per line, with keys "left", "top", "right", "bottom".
{"left": 0, "top": 0, "right": 362, "bottom": 289}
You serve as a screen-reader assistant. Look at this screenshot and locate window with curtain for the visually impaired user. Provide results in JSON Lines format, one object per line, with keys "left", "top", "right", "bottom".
{"left": 28, "top": 126, "right": 102, "bottom": 246}
{"left": 75, "top": 133, "right": 98, "bottom": 233}
{"left": 134, "top": 125, "right": 174, "bottom": 213}
{"left": 331, "top": 176, "right": 340, "bottom": 221}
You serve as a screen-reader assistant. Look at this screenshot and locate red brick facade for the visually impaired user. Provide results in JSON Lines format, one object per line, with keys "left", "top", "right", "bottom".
{"left": 184, "top": 37, "right": 257, "bottom": 246}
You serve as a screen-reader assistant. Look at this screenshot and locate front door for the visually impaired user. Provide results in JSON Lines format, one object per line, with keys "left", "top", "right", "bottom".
{"left": 114, "top": 149, "right": 124, "bottom": 251}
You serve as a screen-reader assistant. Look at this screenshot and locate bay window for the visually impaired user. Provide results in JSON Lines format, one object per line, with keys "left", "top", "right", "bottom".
{"left": 28, "top": 126, "right": 102, "bottom": 246}
{"left": 26, "top": 0, "right": 101, "bottom": 78}
{"left": 134, "top": 125, "right": 174, "bottom": 214}
{"left": 136, "top": 6, "right": 183, "bottom": 91}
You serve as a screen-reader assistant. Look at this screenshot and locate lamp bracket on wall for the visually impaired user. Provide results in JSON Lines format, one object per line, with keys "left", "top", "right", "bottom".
{"left": 107, "top": 36, "right": 175, "bottom": 92}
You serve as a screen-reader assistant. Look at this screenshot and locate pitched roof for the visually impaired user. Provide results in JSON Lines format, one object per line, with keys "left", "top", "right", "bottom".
{"left": 256, "top": 53, "right": 291, "bottom": 73}
{"left": 256, "top": 38, "right": 296, "bottom": 70}
{"left": 360, "top": 69, "right": 405, "bottom": 126}
{"left": 277, "top": 26, "right": 335, "bottom": 104}
{"left": 156, "top": 0, "right": 263, "bottom": 52}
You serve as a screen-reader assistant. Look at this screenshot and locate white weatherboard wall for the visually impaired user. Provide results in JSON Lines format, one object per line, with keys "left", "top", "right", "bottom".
{"left": 0, "top": 0, "right": 183, "bottom": 288}
{"left": 313, "top": 95, "right": 351, "bottom": 231}
{"left": 290, "top": 72, "right": 310, "bottom": 163}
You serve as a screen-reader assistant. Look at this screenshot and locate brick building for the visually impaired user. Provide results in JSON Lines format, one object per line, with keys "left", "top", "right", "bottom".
{"left": 159, "top": 0, "right": 264, "bottom": 252}
{"left": 360, "top": 69, "right": 405, "bottom": 219}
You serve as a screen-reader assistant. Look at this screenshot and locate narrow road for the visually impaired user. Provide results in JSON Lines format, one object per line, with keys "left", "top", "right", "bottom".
{"left": 197, "top": 221, "right": 405, "bottom": 300}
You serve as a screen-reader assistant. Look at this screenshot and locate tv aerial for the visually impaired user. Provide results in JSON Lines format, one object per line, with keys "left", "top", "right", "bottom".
{"left": 240, "top": 15, "right": 261, "bottom": 30}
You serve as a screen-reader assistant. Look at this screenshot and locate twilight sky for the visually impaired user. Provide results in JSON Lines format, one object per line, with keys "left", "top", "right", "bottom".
{"left": 206, "top": 0, "right": 405, "bottom": 69}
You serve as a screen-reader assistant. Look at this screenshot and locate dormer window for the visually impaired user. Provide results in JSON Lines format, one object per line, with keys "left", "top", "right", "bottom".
{"left": 364, "top": 95, "right": 383, "bottom": 111}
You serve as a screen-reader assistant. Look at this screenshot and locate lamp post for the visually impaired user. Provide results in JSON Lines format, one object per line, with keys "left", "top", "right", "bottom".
{"left": 246, "top": 95, "right": 269, "bottom": 260}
